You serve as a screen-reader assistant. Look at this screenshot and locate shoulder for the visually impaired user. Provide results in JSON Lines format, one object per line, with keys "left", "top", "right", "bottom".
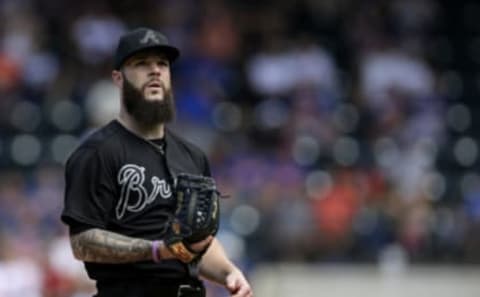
{"left": 79, "top": 120, "right": 124, "bottom": 149}
{"left": 166, "top": 128, "right": 208, "bottom": 160}
{"left": 66, "top": 121, "right": 124, "bottom": 166}
{"left": 165, "top": 128, "right": 211, "bottom": 175}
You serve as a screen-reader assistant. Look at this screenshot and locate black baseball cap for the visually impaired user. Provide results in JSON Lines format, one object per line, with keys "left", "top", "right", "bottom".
{"left": 113, "top": 27, "right": 180, "bottom": 70}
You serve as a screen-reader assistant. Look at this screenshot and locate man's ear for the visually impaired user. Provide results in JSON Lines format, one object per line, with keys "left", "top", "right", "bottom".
{"left": 112, "top": 70, "right": 123, "bottom": 87}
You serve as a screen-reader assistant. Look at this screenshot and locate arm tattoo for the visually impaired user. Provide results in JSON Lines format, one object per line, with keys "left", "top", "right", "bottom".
{"left": 70, "top": 228, "right": 152, "bottom": 263}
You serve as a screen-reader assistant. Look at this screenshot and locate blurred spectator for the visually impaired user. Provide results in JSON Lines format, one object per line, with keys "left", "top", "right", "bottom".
{"left": 71, "top": 9, "right": 126, "bottom": 66}
{"left": 44, "top": 235, "right": 95, "bottom": 297}
{"left": 0, "top": 233, "right": 43, "bottom": 297}
{"left": 311, "top": 168, "right": 363, "bottom": 255}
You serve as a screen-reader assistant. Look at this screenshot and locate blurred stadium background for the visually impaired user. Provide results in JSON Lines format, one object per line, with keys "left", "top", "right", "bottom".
{"left": 0, "top": 0, "right": 480, "bottom": 296}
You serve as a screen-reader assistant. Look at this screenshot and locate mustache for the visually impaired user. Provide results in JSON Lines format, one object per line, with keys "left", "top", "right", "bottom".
{"left": 142, "top": 80, "right": 166, "bottom": 91}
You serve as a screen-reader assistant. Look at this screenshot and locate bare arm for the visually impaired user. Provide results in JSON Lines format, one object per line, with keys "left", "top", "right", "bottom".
{"left": 199, "top": 238, "right": 253, "bottom": 297}
{"left": 199, "top": 238, "right": 236, "bottom": 284}
{"left": 71, "top": 228, "right": 169, "bottom": 263}
{"left": 70, "top": 228, "right": 218, "bottom": 264}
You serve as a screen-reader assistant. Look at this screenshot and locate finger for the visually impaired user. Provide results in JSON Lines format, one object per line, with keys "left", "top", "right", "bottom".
{"left": 226, "top": 276, "right": 238, "bottom": 290}
{"left": 203, "top": 235, "right": 214, "bottom": 244}
{"left": 202, "top": 235, "right": 213, "bottom": 246}
{"left": 231, "top": 285, "right": 252, "bottom": 297}
{"left": 189, "top": 235, "right": 213, "bottom": 252}
{"left": 228, "top": 278, "right": 249, "bottom": 297}
{"left": 196, "top": 235, "right": 213, "bottom": 245}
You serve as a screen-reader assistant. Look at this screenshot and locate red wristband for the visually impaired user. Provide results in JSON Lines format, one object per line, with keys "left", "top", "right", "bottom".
{"left": 152, "top": 240, "right": 162, "bottom": 263}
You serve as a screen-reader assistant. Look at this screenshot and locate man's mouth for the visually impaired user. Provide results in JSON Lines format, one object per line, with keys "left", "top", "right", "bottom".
{"left": 147, "top": 82, "right": 162, "bottom": 88}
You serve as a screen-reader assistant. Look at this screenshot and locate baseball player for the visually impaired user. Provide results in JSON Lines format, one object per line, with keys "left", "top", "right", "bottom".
{"left": 61, "top": 27, "right": 252, "bottom": 297}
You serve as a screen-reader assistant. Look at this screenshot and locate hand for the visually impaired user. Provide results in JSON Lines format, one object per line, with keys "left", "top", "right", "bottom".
{"left": 188, "top": 235, "right": 213, "bottom": 253}
{"left": 225, "top": 268, "right": 253, "bottom": 297}
{"left": 160, "top": 236, "right": 213, "bottom": 262}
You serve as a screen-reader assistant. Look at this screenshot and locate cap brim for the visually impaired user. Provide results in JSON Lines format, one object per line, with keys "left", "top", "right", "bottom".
{"left": 115, "top": 45, "right": 180, "bottom": 70}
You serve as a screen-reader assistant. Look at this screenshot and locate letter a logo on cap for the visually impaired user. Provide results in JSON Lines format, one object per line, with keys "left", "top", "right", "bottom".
{"left": 140, "top": 30, "right": 160, "bottom": 45}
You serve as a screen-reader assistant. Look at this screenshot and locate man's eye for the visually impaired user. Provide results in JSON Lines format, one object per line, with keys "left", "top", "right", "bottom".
{"left": 135, "top": 60, "right": 147, "bottom": 66}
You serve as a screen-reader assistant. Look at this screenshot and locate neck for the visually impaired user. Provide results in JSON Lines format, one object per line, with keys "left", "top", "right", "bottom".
{"left": 117, "top": 112, "right": 165, "bottom": 140}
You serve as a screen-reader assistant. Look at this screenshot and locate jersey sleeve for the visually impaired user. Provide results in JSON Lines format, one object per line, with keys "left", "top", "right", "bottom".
{"left": 61, "top": 147, "right": 116, "bottom": 230}
{"left": 201, "top": 153, "right": 212, "bottom": 177}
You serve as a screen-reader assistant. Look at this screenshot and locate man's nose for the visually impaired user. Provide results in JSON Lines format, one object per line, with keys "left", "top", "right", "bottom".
{"left": 149, "top": 63, "right": 161, "bottom": 75}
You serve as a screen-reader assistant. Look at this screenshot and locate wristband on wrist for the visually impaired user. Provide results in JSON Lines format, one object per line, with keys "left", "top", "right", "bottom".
{"left": 152, "top": 240, "right": 162, "bottom": 263}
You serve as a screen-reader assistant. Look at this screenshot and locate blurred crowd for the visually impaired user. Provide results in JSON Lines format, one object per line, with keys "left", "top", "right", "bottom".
{"left": 1, "top": 0, "right": 480, "bottom": 296}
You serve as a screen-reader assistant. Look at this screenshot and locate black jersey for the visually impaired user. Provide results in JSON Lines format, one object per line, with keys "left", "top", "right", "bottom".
{"left": 61, "top": 120, "right": 211, "bottom": 281}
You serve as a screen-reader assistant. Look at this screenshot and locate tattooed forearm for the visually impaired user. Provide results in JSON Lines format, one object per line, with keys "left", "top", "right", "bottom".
{"left": 70, "top": 228, "right": 153, "bottom": 263}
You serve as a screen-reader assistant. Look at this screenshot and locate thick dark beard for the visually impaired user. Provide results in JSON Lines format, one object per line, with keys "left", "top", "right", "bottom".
{"left": 122, "top": 78, "right": 175, "bottom": 127}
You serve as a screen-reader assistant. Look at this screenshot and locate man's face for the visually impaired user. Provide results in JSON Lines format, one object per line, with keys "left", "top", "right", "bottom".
{"left": 118, "top": 51, "right": 175, "bottom": 126}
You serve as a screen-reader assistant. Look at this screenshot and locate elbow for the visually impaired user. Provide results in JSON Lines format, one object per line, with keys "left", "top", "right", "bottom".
{"left": 71, "top": 246, "right": 84, "bottom": 261}
{"left": 69, "top": 235, "right": 87, "bottom": 261}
